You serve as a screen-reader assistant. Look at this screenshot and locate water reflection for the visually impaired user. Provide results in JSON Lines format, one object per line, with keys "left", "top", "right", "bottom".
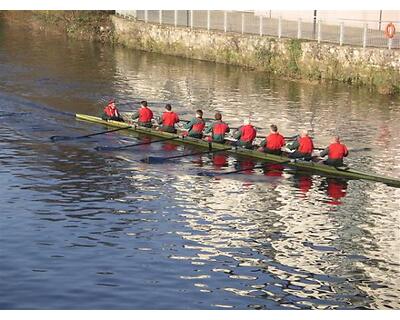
{"left": 0, "top": 22, "right": 399, "bottom": 309}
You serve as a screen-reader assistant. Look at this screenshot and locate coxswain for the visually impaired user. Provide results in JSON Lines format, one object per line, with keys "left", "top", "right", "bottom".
{"left": 204, "top": 112, "right": 230, "bottom": 143}
{"left": 287, "top": 129, "right": 314, "bottom": 160}
{"left": 319, "top": 136, "right": 349, "bottom": 167}
{"left": 258, "top": 124, "right": 285, "bottom": 155}
{"left": 131, "top": 100, "right": 153, "bottom": 128}
{"left": 101, "top": 99, "right": 124, "bottom": 122}
{"left": 183, "top": 109, "right": 206, "bottom": 139}
{"left": 159, "top": 104, "right": 179, "bottom": 133}
{"left": 233, "top": 119, "right": 257, "bottom": 149}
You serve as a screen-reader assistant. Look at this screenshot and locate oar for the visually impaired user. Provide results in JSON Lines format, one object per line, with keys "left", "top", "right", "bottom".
{"left": 314, "top": 147, "right": 372, "bottom": 152}
{"left": 142, "top": 147, "right": 232, "bottom": 164}
{"left": 95, "top": 136, "right": 180, "bottom": 151}
{"left": 50, "top": 126, "right": 132, "bottom": 141}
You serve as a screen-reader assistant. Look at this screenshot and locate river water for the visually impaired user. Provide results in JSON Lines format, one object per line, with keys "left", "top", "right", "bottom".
{"left": 0, "top": 22, "right": 399, "bottom": 310}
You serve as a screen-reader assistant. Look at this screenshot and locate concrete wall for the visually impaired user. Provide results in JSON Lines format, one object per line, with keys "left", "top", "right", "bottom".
{"left": 111, "top": 16, "right": 400, "bottom": 95}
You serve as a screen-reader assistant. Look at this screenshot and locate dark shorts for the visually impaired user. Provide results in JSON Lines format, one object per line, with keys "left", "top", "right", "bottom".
{"left": 288, "top": 151, "right": 312, "bottom": 160}
{"left": 236, "top": 141, "right": 253, "bottom": 149}
{"left": 263, "top": 148, "right": 282, "bottom": 155}
{"left": 188, "top": 132, "right": 203, "bottom": 139}
{"left": 138, "top": 121, "right": 153, "bottom": 128}
{"left": 323, "top": 158, "right": 344, "bottom": 167}
{"left": 160, "top": 126, "right": 177, "bottom": 133}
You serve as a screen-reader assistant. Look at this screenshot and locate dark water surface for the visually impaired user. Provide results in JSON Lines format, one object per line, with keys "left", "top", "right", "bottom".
{"left": 0, "top": 23, "right": 399, "bottom": 310}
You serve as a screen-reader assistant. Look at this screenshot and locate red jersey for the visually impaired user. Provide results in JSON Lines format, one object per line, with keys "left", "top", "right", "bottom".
{"left": 298, "top": 136, "right": 314, "bottom": 154}
{"left": 266, "top": 132, "right": 285, "bottom": 150}
{"left": 162, "top": 111, "right": 179, "bottom": 127}
{"left": 213, "top": 121, "right": 229, "bottom": 135}
{"left": 239, "top": 125, "right": 257, "bottom": 143}
{"left": 104, "top": 104, "right": 119, "bottom": 118}
{"left": 328, "top": 142, "right": 348, "bottom": 160}
{"left": 192, "top": 118, "right": 205, "bottom": 133}
{"left": 139, "top": 107, "right": 153, "bottom": 122}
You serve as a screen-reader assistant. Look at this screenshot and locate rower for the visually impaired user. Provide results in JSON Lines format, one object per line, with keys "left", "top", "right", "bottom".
{"left": 183, "top": 109, "right": 206, "bottom": 139}
{"left": 319, "top": 136, "right": 349, "bottom": 167}
{"left": 233, "top": 119, "right": 257, "bottom": 149}
{"left": 131, "top": 100, "right": 154, "bottom": 128}
{"left": 204, "top": 112, "right": 230, "bottom": 143}
{"left": 101, "top": 99, "right": 124, "bottom": 122}
{"left": 159, "top": 104, "right": 179, "bottom": 133}
{"left": 287, "top": 129, "right": 314, "bottom": 160}
{"left": 258, "top": 124, "right": 285, "bottom": 155}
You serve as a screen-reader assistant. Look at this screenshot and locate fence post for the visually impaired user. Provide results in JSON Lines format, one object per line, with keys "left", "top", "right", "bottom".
{"left": 363, "top": 23, "right": 368, "bottom": 48}
{"left": 339, "top": 22, "right": 344, "bottom": 46}
{"left": 207, "top": 10, "right": 210, "bottom": 31}
{"left": 297, "top": 18, "right": 302, "bottom": 39}
{"left": 259, "top": 16, "right": 263, "bottom": 36}
{"left": 317, "top": 20, "right": 321, "bottom": 43}
{"left": 278, "top": 16, "right": 282, "bottom": 38}
{"left": 224, "top": 11, "right": 227, "bottom": 32}
{"left": 144, "top": 10, "right": 148, "bottom": 23}
{"left": 159, "top": 10, "right": 162, "bottom": 24}
{"left": 388, "top": 38, "right": 393, "bottom": 50}
{"left": 190, "top": 10, "right": 193, "bottom": 29}
{"left": 174, "top": 10, "right": 177, "bottom": 27}
{"left": 241, "top": 12, "right": 245, "bottom": 34}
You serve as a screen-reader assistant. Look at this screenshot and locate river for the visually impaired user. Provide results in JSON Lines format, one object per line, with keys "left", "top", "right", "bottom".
{"left": 0, "top": 22, "right": 399, "bottom": 309}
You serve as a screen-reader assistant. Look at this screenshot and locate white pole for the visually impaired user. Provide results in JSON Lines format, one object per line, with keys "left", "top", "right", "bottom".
{"left": 259, "top": 16, "right": 263, "bottom": 36}
{"left": 144, "top": 10, "right": 148, "bottom": 23}
{"left": 159, "top": 10, "right": 162, "bottom": 24}
{"left": 340, "top": 22, "right": 344, "bottom": 46}
{"left": 174, "top": 10, "right": 177, "bottom": 27}
{"left": 297, "top": 18, "right": 302, "bottom": 39}
{"left": 207, "top": 10, "right": 210, "bottom": 31}
{"left": 190, "top": 10, "right": 193, "bottom": 29}
{"left": 241, "top": 12, "right": 245, "bottom": 34}
{"left": 317, "top": 19, "right": 322, "bottom": 43}
{"left": 363, "top": 23, "right": 368, "bottom": 48}
{"left": 224, "top": 11, "right": 227, "bottom": 32}
{"left": 278, "top": 16, "right": 282, "bottom": 38}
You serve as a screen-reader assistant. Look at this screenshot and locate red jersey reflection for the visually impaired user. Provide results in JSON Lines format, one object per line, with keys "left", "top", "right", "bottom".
{"left": 263, "top": 163, "right": 285, "bottom": 177}
{"left": 235, "top": 160, "right": 256, "bottom": 175}
{"left": 162, "top": 142, "right": 178, "bottom": 152}
{"left": 294, "top": 174, "right": 313, "bottom": 195}
{"left": 326, "top": 178, "right": 348, "bottom": 205}
{"left": 212, "top": 153, "right": 228, "bottom": 169}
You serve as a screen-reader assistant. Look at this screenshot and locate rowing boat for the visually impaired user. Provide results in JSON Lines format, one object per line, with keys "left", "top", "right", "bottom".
{"left": 75, "top": 114, "right": 400, "bottom": 188}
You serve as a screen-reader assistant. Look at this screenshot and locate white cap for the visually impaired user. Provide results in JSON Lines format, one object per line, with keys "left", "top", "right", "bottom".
{"left": 243, "top": 118, "right": 250, "bottom": 125}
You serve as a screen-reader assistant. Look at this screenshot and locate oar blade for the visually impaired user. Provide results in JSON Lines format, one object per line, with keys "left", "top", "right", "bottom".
{"left": 140, "top": 156, "right": 171, "bottom": 164}
{"left": 50, "top": 135, "right": 74, "bottom": 141}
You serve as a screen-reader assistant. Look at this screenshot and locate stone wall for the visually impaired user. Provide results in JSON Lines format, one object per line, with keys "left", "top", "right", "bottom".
{"left": 112, "top": 16, "right": 400, "bottom": 95}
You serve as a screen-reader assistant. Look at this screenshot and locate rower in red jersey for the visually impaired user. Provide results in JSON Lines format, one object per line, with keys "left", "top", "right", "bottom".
{"left": 158, "top": 104, "right": 179, "bottom": 133}
{"left": 258, "top": 124, "right": 285, "bottom": 155}
{"left": 101, "top": 99, "right": 124, "bottom": 122}
{"left": 131, "top": 100, "right": 154, "bottom": 128}
{"left": 233, "top": 119, "right": 257, "bottom": 149}
{"left": 287, "top": 129, "right": 314, "bottom": 160}
{"left": 319, "top": 136, "right": 349, "bottom": 167}
{"left": 204, "top": 112, "right": 230, "bottom": 143}
{"left": 183, "top": 109, "right": 206, "bottom": 139}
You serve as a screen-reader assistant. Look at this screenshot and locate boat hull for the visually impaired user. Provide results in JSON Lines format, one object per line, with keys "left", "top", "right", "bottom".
{"left": 75, "top": 114, "right": 400, "bottom": 188}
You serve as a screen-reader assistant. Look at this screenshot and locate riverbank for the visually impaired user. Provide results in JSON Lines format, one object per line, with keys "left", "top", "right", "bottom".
{"left": 0, "top": 11, "right": 114, "bottom": 42}
{"left": 1, "top": 11, "right": 399, "bottom": 95}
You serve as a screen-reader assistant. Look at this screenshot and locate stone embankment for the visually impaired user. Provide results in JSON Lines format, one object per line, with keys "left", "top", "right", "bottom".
{"left": 1, "top": 11, "right": 399, "bottom": 95}
{"left": 112, "top": 16, "right": 400, "bottom": 95}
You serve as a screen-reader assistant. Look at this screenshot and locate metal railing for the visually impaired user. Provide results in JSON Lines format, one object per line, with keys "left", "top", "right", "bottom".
{"left": 116, "top": 10, "right": 400, "bottom": 49}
